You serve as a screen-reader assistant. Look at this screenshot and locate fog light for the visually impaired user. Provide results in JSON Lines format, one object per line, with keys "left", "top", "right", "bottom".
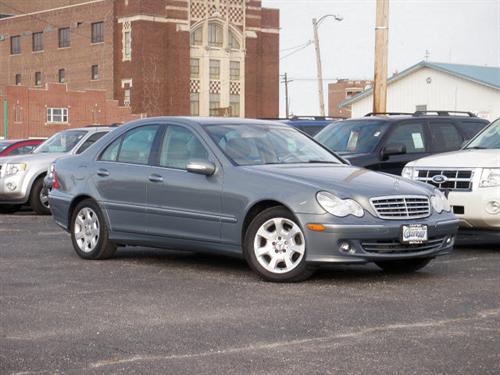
{"left": 485, "top": 200, "right": 500, "bottom": 215}
{"left": 339, "top": 241, "right": 356, "bottom": 254}
{"left": 6, "top": 182, "right": 16, "bottom": 191}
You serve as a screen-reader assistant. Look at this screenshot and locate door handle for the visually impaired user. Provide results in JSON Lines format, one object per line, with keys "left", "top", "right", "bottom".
{"left": 97, "top": 168, "right": 109, "bottom": 177}
{"left": 148, "top": 174, "right": 164, "bottom": 183}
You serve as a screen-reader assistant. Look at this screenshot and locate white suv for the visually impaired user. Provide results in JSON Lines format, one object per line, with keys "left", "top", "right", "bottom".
{"left": 402, "top": 118, "right": 500, "bottom": 238}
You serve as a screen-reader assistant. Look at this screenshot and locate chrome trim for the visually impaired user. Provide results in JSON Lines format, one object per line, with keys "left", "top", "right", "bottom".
{"left": 415, "top": 168, "right": 474, "bottom": 191}
{"left": 369, "top": 195, "right": 431, "bottom": 220}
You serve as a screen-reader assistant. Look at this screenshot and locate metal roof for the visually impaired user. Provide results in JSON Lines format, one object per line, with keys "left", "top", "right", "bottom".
{"left": 340, "top": 61, "right": 500, "bottom": 107}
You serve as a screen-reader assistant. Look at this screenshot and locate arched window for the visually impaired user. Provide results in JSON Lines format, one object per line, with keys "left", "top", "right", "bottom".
{"left": 228, "top": 30, "right": 240, "bottom": 49}
{"left": 208, "top": 22, "right": 223, "bottom": 47}
{"left": 191, "top": 26, "right": 203, "bottom": 46}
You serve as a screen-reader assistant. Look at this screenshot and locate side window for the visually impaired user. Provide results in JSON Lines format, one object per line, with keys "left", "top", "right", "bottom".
{"left": 100, "top": 126, "right": 158, "bottom": 164}
{"left": 7, "top": 147, "right": 19, "bottom": 155}
{"left": 385, "top": 122, "right": 427, "bottom": 153}
{"left": 159, "top": 126, "right": 209, "bottom": 169}
{"left": 457, "top": 121, "right": 488, "bottom": 141}
{"left": 12, "top": 145, "right": 35, "bottom": 155}
{"left": 76, "top": 132, "right": 107, "bottom": 154}
{"left": 430, "top": 122, "right": 463, "bottom": 152}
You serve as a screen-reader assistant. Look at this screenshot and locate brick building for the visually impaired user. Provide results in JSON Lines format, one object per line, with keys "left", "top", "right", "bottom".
{"left": 0, "top": 0, "right": 279, "bottom": 138}
{"left": 328, "top": 79, "right": 372, "bottom": 118}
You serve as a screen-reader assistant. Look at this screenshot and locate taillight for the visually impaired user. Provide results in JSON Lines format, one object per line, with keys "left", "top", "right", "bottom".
{"left": 51, "top": 164, "right": 60, "bottom": 190}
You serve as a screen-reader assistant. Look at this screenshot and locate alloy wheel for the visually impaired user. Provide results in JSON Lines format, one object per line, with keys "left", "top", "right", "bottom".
{"left": 74, "top": 207, "right": 100, "bottom": 253}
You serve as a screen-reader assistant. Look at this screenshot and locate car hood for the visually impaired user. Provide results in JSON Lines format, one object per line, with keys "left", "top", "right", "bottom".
{"left": 406, "top": 149, "right": 500, "bottom": 169}
{"left": 0, "top": 152, "right": 67, "bottom": 166}
{"left": 244, "top": 163, "right": 433, "bottom": 198}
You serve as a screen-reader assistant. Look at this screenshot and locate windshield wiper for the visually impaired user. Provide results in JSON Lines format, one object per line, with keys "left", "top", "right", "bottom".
{"left": 465, "top": 146, "right": 486, "bottom": 150}
{"left": 307, "top": 160, "right": 339, "bottom": 164}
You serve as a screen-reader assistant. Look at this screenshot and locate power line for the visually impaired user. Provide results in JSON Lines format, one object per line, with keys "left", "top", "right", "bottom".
{"left": 280, "top": 40, "right": 313, "bottom": 52}
{"left": 280, "top": 40, "right": 313, "bottom": 60}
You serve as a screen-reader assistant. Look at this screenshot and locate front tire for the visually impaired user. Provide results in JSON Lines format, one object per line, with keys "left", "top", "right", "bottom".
{"left": 375, "top": 258, "right": 433, "bottom": 273}
{"left": 244, "top": 207, "right": 314, "bottom": 282}
{"left": 70, "top": 199, "right": 116, "bottom": 260}
{"left": 30, "top": 177, "right": 50, "bottom": 215}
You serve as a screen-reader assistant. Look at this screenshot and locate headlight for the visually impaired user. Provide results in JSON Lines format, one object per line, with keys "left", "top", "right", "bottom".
{"left": 479, "top": 168, "right": 500, "bottom": 188}
{"left": 430, "top": 189, "right": 450, "bottom": 213}
{"left": 316, "top": 191, "right": 364, "bottom": 218}
{"left": 4, "top": 163, "right": 27, "bottom": 176}
{"left": 401, "top": 166, "right": 415, "bottom": 179}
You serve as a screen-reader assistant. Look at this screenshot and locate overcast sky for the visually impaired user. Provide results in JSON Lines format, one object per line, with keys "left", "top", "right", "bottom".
{"left": 262, "top": 0, "right": 500, "bottom": 117}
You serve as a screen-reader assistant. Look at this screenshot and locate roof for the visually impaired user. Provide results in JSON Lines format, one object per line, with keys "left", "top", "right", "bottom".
{"left": 126, "top": 116, "right": 291, "bottom": 127}
{"left": 341, "top": 61, "right": 500, "bottom": 107}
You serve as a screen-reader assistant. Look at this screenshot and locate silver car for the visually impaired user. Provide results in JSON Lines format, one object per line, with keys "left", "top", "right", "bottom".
{"left": 48, "top": 118, "right": 458, "bottom": 282}
{"left": 0, "top": 127, "right": 112, "bottom": 214}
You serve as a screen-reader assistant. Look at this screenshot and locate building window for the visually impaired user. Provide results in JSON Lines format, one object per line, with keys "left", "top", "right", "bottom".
{"left": 124, "top": 89, "right": 130, "bottom": 106}
{"left": 91, "top": 21, "right": 104, "bottom": 43}
{"left": 230, "top": 61, "right": 240, "bottom": 81}
{"left": 124, "top": 31, "right": 131, "bottom": 59}
{"left": 228, "top": 31, "right": 240, "bottom": 49}
{"left": 32, "top": 32, "right": 43, "bottom": 52}
{"left": 91, "top": 65, "right": 99, "bottom": 80}
{"left": 190, "top": 58, "right": 199, "bottom": 78}
{"left": 15, "top": 74, "right": 21, "bottom": 85}
{"left": 58, "top": 27, "right": 70, "bottom": 48}
{"left": 190, "top": 93, "right": 200, "bottom": 116}
{"left": 10, "top": 35, "right": 21, "bottom": 54}
{"left": 209, "top": 60, "right": 220, "bottom": 80}
{"left": 58, "top": 69, "right": 65, "bottom": 83}
{"left": 34, "top": 72, "right": 42, "bottom": 86}
{"left": 230, "top": 95, "right": 240, "bottom": 117}
{"left": 191, "top": 26, "right": 203, "bottom": 46}
{"left": 47, "top": 108, "right": 69, "bottom": 123}
{"left": 209, "top": 93, "right": 220, "bottom": 116}
{"left": 208, "top": 23, "right": 223, "bottom": 47}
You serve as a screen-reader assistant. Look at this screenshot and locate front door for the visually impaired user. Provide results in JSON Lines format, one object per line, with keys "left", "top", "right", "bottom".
{"left": 147, "top": 125, "right": 223, "bottom": 243}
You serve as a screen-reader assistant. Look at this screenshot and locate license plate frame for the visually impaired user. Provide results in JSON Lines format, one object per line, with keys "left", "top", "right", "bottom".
{"left": 400, "top": 224, "right": 428, "bottom": 244}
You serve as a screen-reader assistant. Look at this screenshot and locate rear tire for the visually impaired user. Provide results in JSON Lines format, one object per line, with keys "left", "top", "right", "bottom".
{"left": 375, "top": 258, "right": 433, "bottom": 273}
{"left": 243, "top": 207, "right": 314, "bottom": 282}
{"left": 0, "top": 204, "right": 21, "bottom": 214}
{"left": 30, "top": 177, "right": 50, "bottom": 215}
{"left": 70, "top": 199, "right": 116, "bottom": 260}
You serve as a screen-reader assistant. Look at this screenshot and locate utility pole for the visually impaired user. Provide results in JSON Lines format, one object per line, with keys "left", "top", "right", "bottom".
{"left": 281, "top": 73, "right": 293, "bottom": 118}
{"left": 312, "top": 18, "right": 325, "bottom": 117}
{"left": 372, "top": 0, "right": 389, "bottom": 113}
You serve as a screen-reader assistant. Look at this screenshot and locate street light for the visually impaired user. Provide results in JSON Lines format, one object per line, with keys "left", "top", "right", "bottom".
{"left": 312, "top": 14, "right": 343, "bottom": 117}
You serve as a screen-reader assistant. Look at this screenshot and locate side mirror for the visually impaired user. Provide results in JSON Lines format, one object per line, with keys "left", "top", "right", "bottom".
{"left": 186, "top": 159, "right": 216, "bottom": 176}
{"left": 381, "top": 143, "right": 406, "bottom": 160}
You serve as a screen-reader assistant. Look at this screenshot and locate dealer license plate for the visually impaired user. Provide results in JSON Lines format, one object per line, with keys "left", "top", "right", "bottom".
{"left": 401, "top": 224, "right": 428, "bottom": 244}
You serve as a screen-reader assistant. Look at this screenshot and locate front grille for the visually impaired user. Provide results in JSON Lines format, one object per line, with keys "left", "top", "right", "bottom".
{"left": 361, "top": 237, "right": 445, "bottom": 254}
{"left": 416, "top": 169, "right": 473, "bottom": 191}
{"left": 370, "top": 196, "right": 430, "bottom": 219}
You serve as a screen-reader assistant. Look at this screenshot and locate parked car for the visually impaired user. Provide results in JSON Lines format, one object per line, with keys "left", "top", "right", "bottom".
{"left": 402, "top": 117, "right": 500, "bottom": 241}
{"left": 314, "top": 111, "right": 489, "bottom": 175}
{"left": 0, "top": 126, "right": 113, "bottom": 215}
{"left": 0, "top": 139, "right": 43, "bottom": 157}
{"left": 48, "top": 117, "right": 458, "bottom": 282}
{"left": 273, "top": 116, "right": 343, "bottom": 136}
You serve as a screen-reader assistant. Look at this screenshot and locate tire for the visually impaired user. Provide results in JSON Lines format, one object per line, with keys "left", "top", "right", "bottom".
{"left": 243, "top": 207, "right": 314, "bottom": 282}
{"left": 0, "top": 204, "right": 21, "bottom": 214}
{"left": 29, "top": 177, "right": 51, "bottom": 215}
{"left": 70, "top": 199, "right": 116, "bottom": 260}
{"left": 375, "top": 258, "right": 433, "bottom": 273}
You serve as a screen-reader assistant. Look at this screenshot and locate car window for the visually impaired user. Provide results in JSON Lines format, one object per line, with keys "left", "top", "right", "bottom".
{"left": 466, "top": 118, "right": 500, "bottom": 149}
{"left": 76, "top": 132, "right": 108, "bottom": 154}
{"left": 295, "top": 125, "right": 325, "bottom": 136}
{"left": 34, "top": 131, "right": 87, "bottom": 153}
{"left": 385, "top": 122, "right": 427, "bottom": 153}
{"left": 7, "top": 145, "right": 34, "bottom": 155}
{"left": 430, "top": 122, "right": 463, "bottom": 152}
{"left": 100, "top": 125, "right": 158, "bottom": 164}
{"left": 457, "top": 121, "right": 488, "bottom": 141}
{"left": 0, "top": 142, "right": 11, "bottom": 153}
{"left": 159, "top": 126, "right": 209, "bottom": 169}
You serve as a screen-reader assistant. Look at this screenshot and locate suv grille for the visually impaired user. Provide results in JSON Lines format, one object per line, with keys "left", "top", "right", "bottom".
{"left": 416, "top": 169, "right": 473, "bottom": 191}
{"left": 370, "top": 196, "right": 430, "bottom": 219}
{"left": 361, "top": 237, "right": 445, "bottom": 254}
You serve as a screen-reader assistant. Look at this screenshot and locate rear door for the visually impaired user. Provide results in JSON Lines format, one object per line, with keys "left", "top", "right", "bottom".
{"left": 378, "top": 120, "right": 432, "bottom": 175}
{"left": 428, "top": 120, "right": 464, "bottom": 153}
{"left": 93, "top": 125, "right": 160, "bottom": 235}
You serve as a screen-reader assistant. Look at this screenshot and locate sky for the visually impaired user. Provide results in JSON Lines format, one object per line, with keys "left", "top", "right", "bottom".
{"left": 262, "top": 0, "right": 500, "bottom": 117}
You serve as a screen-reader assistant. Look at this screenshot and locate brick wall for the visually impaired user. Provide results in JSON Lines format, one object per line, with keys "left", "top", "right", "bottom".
{"left": 328, "top": 79, "right": 373, "bottom": 118}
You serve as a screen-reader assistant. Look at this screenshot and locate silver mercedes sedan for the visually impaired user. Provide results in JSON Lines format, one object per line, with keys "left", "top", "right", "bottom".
{"left": 48, "top": 117, "right": 458, "bottom": 282}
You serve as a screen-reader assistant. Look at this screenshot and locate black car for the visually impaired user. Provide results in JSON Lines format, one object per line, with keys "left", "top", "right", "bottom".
{"left": 262, "top": 116, "right": 344, "bottom": 136}
{"left": 314, "top": 111, "right": 489, "bottom": 175}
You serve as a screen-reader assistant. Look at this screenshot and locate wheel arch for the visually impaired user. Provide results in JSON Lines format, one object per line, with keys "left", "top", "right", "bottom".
{"left": 67, "top": 194, "right": 100, "bottom": 228}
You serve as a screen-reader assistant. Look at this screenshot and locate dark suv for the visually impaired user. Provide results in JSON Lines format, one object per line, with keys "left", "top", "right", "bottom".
{"left": 314, "top": 111, "right": 489, "bottom": 175}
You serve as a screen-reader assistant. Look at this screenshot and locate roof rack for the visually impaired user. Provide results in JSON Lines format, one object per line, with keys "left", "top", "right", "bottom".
{"left": 413, "top": 110, "right": 477, "bottom": 117}
{"left": 364, "top": 112, "right": 413, "bottom": 117}
{"left": 85, "top": 124, "right": 120, "bottom": 128}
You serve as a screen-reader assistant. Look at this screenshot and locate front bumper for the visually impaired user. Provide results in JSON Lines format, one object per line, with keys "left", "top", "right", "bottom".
{"left": 0, "top": 173, "right": 30, "bottom": 204}
{"left": 447, "top": 188, "right": 500, "bottom": 231}
{"left": 297, "top": 213, "right": 459, "bottom": 264}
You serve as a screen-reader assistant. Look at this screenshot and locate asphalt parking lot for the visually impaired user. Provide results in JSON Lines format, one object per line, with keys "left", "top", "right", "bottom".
{"left": 1, "top": 212, "right": 499, "bottom": 375}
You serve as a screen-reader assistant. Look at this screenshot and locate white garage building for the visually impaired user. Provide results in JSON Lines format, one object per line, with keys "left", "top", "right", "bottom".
{"left": 341, "top": 61, "right": 500, "bottom": 121}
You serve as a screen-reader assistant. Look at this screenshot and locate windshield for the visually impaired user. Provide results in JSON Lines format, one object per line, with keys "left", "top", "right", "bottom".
{"left": 0, "top": 141, "right": 11, "bottom": 153}
{"left": 34, "top": 130, "right": 87, "bottom": 154}
{"left": 465, "top": 118, "right": 500, "bottom": 150}
{"left": 205, "top": 124, "right": 342, "bottom": 166}
{"left": 315, "top": 120, "right": 389, "bottom": 153}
